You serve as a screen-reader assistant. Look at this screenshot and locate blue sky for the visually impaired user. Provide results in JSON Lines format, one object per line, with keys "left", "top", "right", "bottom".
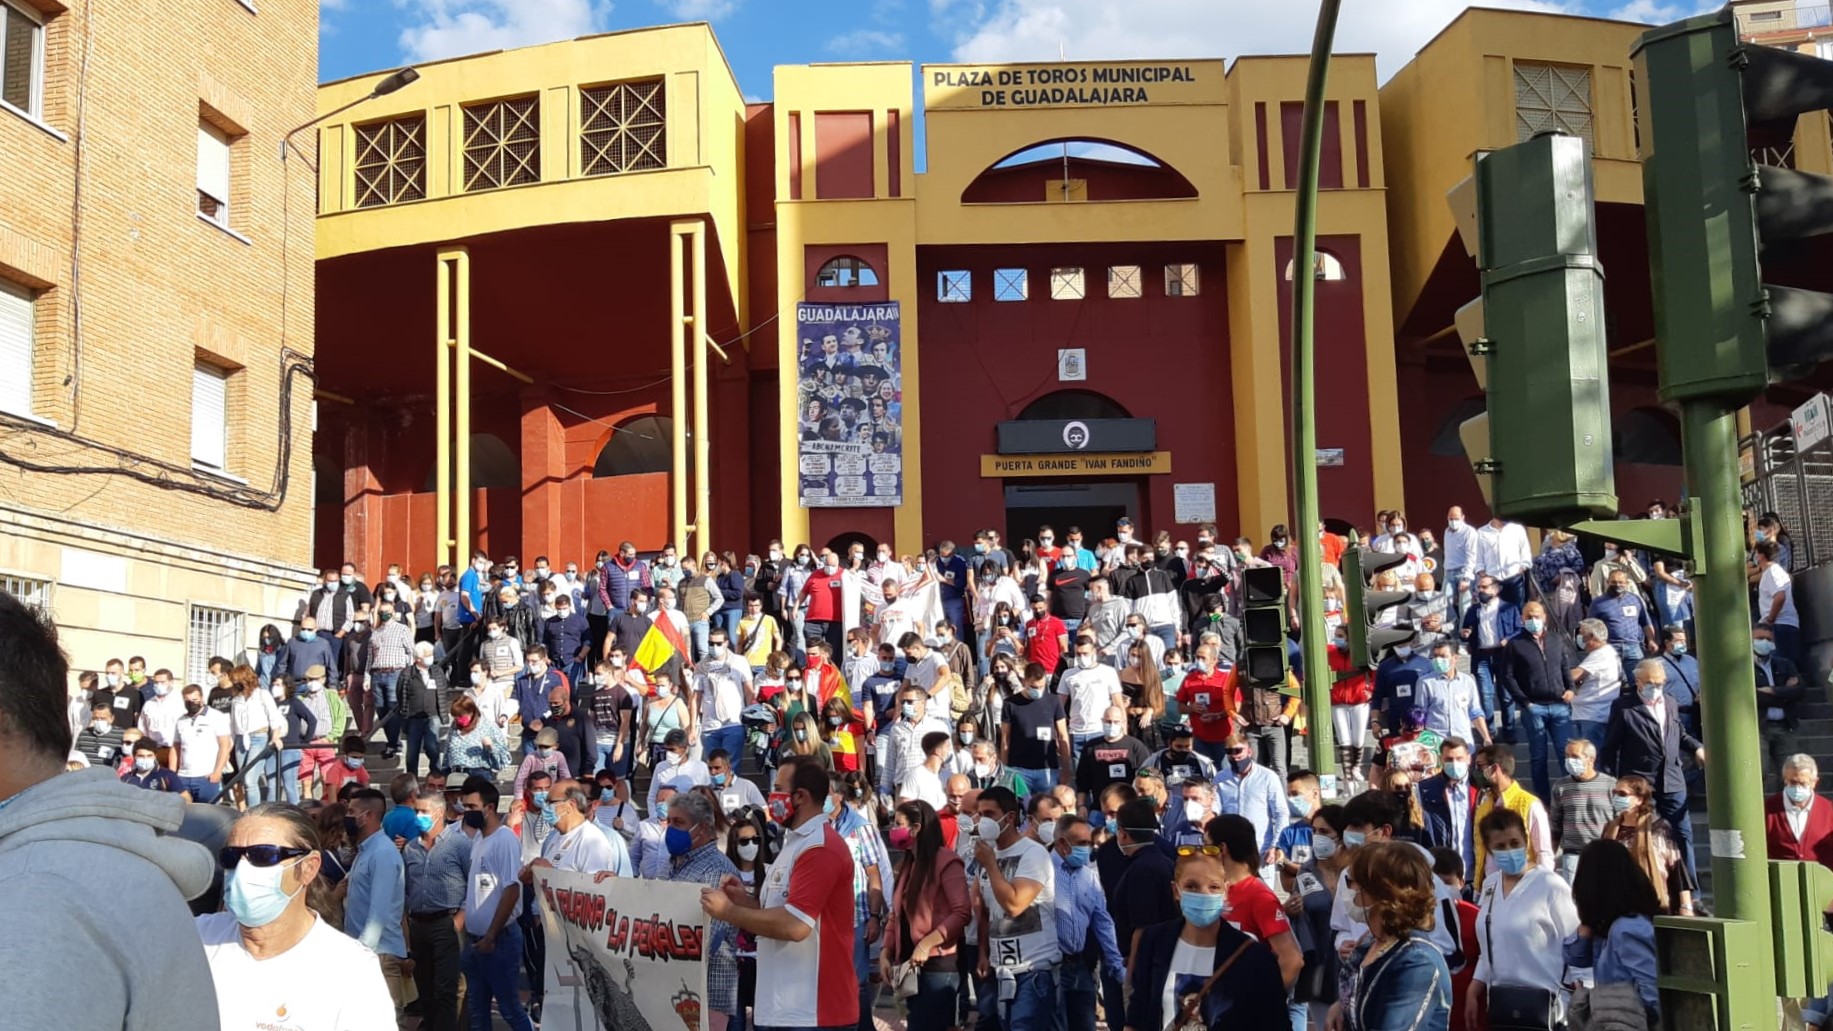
{"left": 320, "top": 0, "right": 1723, "bottom": 93}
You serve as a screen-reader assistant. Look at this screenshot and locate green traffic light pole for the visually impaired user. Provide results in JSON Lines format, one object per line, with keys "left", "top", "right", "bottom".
{"left": 1290, "top": 0, "right": 1344, "bottom": 792}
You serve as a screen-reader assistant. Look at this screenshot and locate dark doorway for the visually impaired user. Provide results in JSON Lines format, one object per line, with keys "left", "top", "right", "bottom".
{"left": 1004, "top": 482, "right": 1140, "bottom": 549}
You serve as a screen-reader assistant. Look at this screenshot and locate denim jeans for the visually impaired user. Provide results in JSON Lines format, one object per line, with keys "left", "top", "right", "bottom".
{"left": 1472, "top": 651, "right": 1509, "bottom": 735}
{"left": 853, "top": 919, "right": 873, "bottom": 1031}
{"left": 1612, "top": 642, "right": 1645, "bottom": 673}
{"left": 702, "top": 724, "right": 746, "bottom": 773}
{"left": 1193, "top": 738, "right": 1230, "bottom": 769}
{"left": 1055, "top": 961, "right": 1098, "bottom": 1031}
{"left": 278, "top": 747, "right": 302, "bottom": 803}
{"left": 596, "top": 739, "right": 631, "bottom": 779}
{"left": 463, "top": 924, "right": 536, "bottom": 1031}
{"left": 370, "top": 668, "right": 403, "bottom": 749}
{"left": 177, "top": 775, "right": 221, "bottom": 803}
{"left": 404, "top": 716, "right": 443, "bottom": 777}
{"left": 908, "top": 971, "right": 961, "bottom": 1031}
{"left": 999, "top": 967, "right": 1057, "bottom": 1031}
{"left": 690, "top": 619, "right": 711, "bottom": 662}
{"left": 1147, "top": 624, "right": 1178, "bottom": 654}
{"left": 1571, "top": 719, "right": 1608, "bottom": 752}
{"left": 1013, "top": 767, "right": 1056, "bottom": 795}
{"left": 237, "top": 733, "right": 275, "bottom": 805}
{"left": 1243, "top": 723, "right": 1288, "bottom": 779}
{"left": 1520, "top": 702, "right": 1573, "bottom": 802}
{"left": 1774, "top": 623, "right": 1804, "bottom": 670}
{"left": 1069, "top": 732, "right": 1098, "bottom": 769}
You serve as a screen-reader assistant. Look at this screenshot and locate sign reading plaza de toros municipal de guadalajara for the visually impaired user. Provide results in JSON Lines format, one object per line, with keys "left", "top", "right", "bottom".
{"left": 923, "top": 60, "right": 1220, "bottom": 110}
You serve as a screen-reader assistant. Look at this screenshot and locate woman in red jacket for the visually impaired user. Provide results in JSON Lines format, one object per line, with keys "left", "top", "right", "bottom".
{"left": 882, "top": 799, "right": 971, "bottom": 1031}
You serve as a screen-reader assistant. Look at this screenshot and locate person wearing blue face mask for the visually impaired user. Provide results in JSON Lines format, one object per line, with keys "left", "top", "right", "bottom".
{"left": 1046, "top": 814, "right": 1124, "bottom": 1031}
{"left": 1124, "top": 846, "right": 1290, "bottom": 1031}
{"left": 655, "top": 787, "right": 742, "bottom": 1031}
{"left": 1466, "top": 807, "right": 1579, "bottom": 1031}
{"left": 279, "top": 616, "right": 341, "bottom": 687}
{"left": 1418, "top": 738, "right": 1482, "bottom": 886}
{"left": 1655, "top": 624, "right": 1700, "bottom": 739}
{"left": 405, "top": 785, "right": 470, "bottom": 1031}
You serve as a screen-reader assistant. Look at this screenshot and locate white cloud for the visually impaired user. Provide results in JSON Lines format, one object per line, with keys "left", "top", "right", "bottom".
{"left": 827, "top": 28, "right": 907, "bottom": 54}
{"left": 1605, "top": 0, "right": 1717, "bottom": 21}
{"left": 397, "top": 0, "right": 612, "bottom": 63}
{"left": 661, "top": 0, "right": 739, "bottom": 18}
{"left": 938, "top": 0, "right": 1656, "bottom": 82}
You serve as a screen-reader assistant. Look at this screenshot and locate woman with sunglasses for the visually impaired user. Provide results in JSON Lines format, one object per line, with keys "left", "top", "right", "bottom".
{"left": 1124, "top": 843, "right": 1289, "bottom": 1031}
{"left": 197, "top": 802, "right": 396, "bottom": 1029}
{"left": 726, "top": 806, "right": 774, "bottom": 1031}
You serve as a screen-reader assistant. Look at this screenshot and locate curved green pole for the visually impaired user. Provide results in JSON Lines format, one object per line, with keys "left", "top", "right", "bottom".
{"left": 1291, "top": 0, "right": 1345, "bottom": 792}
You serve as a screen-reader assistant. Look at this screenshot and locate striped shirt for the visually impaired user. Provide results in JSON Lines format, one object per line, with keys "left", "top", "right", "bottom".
{"left": 1550, "top": 772, "right": 1617, "bottom": 854}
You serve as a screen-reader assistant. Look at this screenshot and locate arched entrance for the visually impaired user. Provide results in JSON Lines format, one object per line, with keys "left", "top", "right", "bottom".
{"left": 1003, "top": 389, "right": 1141, "bottom": 547}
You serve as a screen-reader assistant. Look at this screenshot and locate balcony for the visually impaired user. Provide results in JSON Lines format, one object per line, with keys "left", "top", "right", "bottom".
{"left": 1737, "top": 4, "right": 1832, "bottom": 41}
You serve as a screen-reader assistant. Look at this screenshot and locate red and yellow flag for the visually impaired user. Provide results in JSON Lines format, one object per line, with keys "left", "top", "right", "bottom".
{"left": 632, "top": 618, "right": 694, "bottom": 677}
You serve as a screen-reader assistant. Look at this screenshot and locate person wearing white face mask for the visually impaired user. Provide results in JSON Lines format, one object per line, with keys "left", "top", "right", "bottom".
{"left": 1549, "top": 738, "right": 1616, "bottom": 883}
{"left": 197, "top": 803, "right": 396, "bottom": 1030}
{"left": 1073, "top": 705, "right": 1148, "bottom": 804}
{"left": 1600, "top": 774, "right": 1695, "bottom": 915}
{"left": 1056, "top": 638, "right": 1124, "bottom": 768}
{"left": 968, "top": 786, "right": 1059, "bottom": 1031}
{"left": 1169, "top": 779, "right": 1217, "bottom": 846}
{"left": 1766, "top": 753, "right": 1833, "bottom": 864}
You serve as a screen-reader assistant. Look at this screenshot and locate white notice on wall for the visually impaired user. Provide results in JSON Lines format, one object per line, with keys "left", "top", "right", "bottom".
{"left": 1173, "top": 482, "right": 1216, "bottom": 524}
{"left": 1057, "top": 348, "right": 1087, "bottom": 382}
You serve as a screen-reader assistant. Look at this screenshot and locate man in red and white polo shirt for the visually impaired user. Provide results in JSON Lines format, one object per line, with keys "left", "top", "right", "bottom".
{"left": 702, "top": 754, "right": 858, "bottom": 1031}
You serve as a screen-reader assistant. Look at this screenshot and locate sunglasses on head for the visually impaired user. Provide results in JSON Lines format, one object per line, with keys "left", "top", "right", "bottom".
{"left": 220, "top": 844, "right": 311, "bottom": 869}
{"left": 1176, "top": 844, "right": 1224, "bottom": 858}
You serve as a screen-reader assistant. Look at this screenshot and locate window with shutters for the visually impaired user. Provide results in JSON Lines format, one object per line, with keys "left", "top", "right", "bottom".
{"left": 186, "top": 605, "right": 242, "bottom": 687}
{"left": 580, "top": 79, "right": 666, "bottom": 176}
{"left": 191, "top": 362, "right": 229, "bottom": 471}
{"left": 0, "top": 280, "right": 32, "bottom": 419}
{"left": 0, "top": 573, "right": 50, "bottom": 617}
{"left": 1, "top": 0, "right": 44, "bottom": 120}
{"left": 1514, "top": 62, "right": 1593, "bottom": 143}
{"left": 353, "top": 114, "right": 427, "bottom": 207}
{"left": 462, "top": 95, "right": 540, "bottom": 191}
{"left": 197, "top": 122, "right": 232, "bottom": 226}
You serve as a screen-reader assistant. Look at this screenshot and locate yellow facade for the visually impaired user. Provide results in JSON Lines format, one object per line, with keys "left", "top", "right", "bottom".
{"left": 0, "top": 0, "right": 319, "bottom": 677}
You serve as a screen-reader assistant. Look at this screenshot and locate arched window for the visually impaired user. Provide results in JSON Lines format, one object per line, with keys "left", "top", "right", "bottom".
{"left": 1430, "top": 398, "right": 1487, "bottom": 457}
{"left": 962, "top": 138, "right": 1198, "bottom": 203}
{"left": 815, "top": 256, "right": 879, "bottom": 288}
{"left": 1614, "top": 407, "right": 1682, "bottom": 465}
{"left": 1284, "top": 251, "right": 1347, "bottom": 281}
{"left": 826, "top": 532, "right": 878, "bottom": 558}
{"left": 594, "top": 415, "right": 674, "bottom": 477}
{"left": 1016, "top": 389, "right": 1132, "bottom": 421}
{"left": 420, "top": 433, "right": 522, "bottom": 491}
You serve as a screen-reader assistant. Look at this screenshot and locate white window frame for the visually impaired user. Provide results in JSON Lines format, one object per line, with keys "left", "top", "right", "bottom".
{"left": 0, "top": 279, "right": 33, "bottom": 419}
{"left": 1049, "top": 267, "right": 1085, "bottom": 300}
{"left": 197, "top": 121, "right": 232, "bottom": 227}
{"left": 1165, "top": 263, "right": 1200, "bottom": 297}
{"left": 191, "top": 361, "right": 228, "bottom": 471}
{"left": 1107, "top": 265, "right": 1142, "bottom": 299}
{"left": 0, "top": 0, "right": 45, "bottom": 121}
{"left": 186, "top": 604, "right": 243, "bottom": 687}
{"left": 0, "top": 572, "right": 52, "bottom": 618}
{"left": 993, "top": 268, "right": 1028, "bottom": 302}
{"left": 937, "top": 270, "right": 971, "bottom": 302}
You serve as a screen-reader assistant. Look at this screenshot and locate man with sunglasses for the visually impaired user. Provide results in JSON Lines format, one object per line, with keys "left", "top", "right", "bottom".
{"left": 0, "top": 591, "right": 218, "bottom": 1030}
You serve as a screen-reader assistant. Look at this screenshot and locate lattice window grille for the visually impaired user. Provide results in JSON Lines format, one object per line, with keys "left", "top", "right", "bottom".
{"left": 186, "top": 605, "right": 243, "bottom": 688}
{"left": 354, "top": 115, "right": 427, "bottom": 207}
{"left": 1165, "top": 263, "right": 1200, "bottom": 297}
{"left": 993, "top": 268, "right": 1028, "bottom": 302}
{"left": 1049, "top": 268, "right": 1085, "bottom": 300}
{"left": 1108, "top": 265, "right": 1142, "bottom": 299}
{"left": 0, "top": 573, "right": 50, "bottom": 617}
{"left": 1514, "top": 62, "right": 1593, "bottom": 143}
{"left": 581, "top": 79, "right": 666, "bottom": 176}
{"left": 463, "top": 96, "right": 541, "bottom": 191}
{"left": 938, "top": 270, "right": 971, "bottom": 302}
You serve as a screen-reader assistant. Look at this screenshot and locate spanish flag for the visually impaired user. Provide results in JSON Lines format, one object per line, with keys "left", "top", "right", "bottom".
{"left": 807, "top": 656, "right": 851, "bottom": 711}
{"left": 632, "top": 617, "right": 694, "bottom": 676}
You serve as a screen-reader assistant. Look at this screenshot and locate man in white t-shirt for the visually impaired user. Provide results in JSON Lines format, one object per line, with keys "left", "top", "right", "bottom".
{"left": 1755, "top": 539, "right": 1802, "bottom": 666}
{"left": 460, "top": 776, "right": 538, "bottom": 1031}
{"left": 898, "top": 730, "right": 952, "bottom": 810}
{"left": 1057, "top": 637, "right": 1123, "bottom": 768}
{"left": 693, "top": 628, "right": 754, "bottom": 764}
{"left": 899, "top": 632, "right": 947, "bottom": 701}
{"left": 649, "top": 730, "right": 712, "bottom": 813}
{"left": 972, "top": 785, "right": 1059, "bottom": 1031}
{"left": 173, "top": 684, "right": 232, "bottom": 803}
{"left": 528, "top": 779, "right": 630, "bottom": 879}
{"left": 1570, "top": 619, "right": 1623, "bottom": 752}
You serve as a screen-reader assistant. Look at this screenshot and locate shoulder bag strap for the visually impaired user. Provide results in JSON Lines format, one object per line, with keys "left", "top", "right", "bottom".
{"left": 1192, "top": 938, "right": 1256, "bottom": 1010}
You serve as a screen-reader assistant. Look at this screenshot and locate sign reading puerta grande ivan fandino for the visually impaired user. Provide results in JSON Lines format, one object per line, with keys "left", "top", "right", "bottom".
{"left": 796, "top": 302, "right": 903, "bottom": 508}
{"left": 923, "top": 60, "right": 1222, "bottom": 110}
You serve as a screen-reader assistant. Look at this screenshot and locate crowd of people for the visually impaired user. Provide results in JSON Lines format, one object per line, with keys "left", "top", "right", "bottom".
{"left": 0, "top": 503, "right": 1826, "bottom": 1031}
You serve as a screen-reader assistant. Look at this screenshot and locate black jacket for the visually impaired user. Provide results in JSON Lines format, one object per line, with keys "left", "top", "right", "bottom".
{"left": 1497, "top": 630, "right": 1575, "bottom": 707}
{"left": 1126, "top": 917, "right": 1288, "bottom": 1031}
{"left": 547, "top": 708, "right": 596, "bottom": 780}
{"left": 400, "top": 662, "right": 453, "bottom": 721}
{"left": 1756, "top": 655, "right": 1806, "bottom": 728}
{"left": 1110, "top": 835, "right": 1178, "bottom": 962}
{"left": 1599, "top": 695, "right": 1703, "bottom": 796}
{"left": 1417, "top": 772, "right": 1478, "bottom": 882}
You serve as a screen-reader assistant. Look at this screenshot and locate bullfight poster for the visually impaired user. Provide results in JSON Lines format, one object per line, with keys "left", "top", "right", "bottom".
{"left": 535, "top": 869, "right": 709, "bottom": 1031}
{"left": 795, "top": 302, "right": 904, "bottom": 508}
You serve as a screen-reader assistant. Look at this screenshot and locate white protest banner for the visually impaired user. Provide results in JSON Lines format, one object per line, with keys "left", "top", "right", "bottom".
{"left": 535, "top": 869, "right": 710, "bottom": 1031}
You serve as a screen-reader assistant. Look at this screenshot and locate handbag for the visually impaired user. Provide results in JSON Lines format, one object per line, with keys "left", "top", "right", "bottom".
{"left": 891, "top": 960, "right": 920, "bottom": 1001}
{"left": 1169, "top": 939, "right": 1254, "bottom": 1031}
{"left": 1484, "top": 895, "right": 1565, "bottom": 1031}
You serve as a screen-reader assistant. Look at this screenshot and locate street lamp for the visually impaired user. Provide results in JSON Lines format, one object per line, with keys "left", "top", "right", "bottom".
{"left": 278, "top": 67, "right": 420, "bottom": 169}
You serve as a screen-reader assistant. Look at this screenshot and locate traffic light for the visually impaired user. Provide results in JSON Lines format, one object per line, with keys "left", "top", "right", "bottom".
{"left": 1633, "top": 10, "right": 1833, "bottom": 403}
{"left": 1239, "top": 565, "right": 1289, "bottom": 684}
{"left": 1447, "top": 132, "right": 1618, "bottom": 525}
{"left": 1343, "top": 546, "right": 1414, "bottom": 669}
